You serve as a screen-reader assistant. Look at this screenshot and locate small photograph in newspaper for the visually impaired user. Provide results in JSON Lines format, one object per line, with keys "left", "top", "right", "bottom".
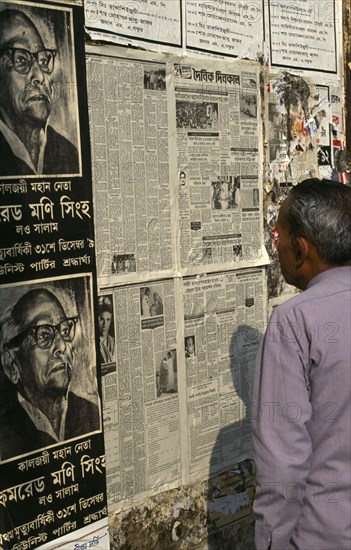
{"left": 239, "top": 92, "right": 257, "bottom": 120}
{"left": 97, "top": 295, "right": 116, "bottom": 365}
{"left": 111, "top": 254, "right": 136, "bottom": 276}
{"left": 143, "top": 65, "right": 166, "bottom": 91}
{"left": 185, "top": 335, "right": 196, "bottom": 359}
{"left": 211, "top": 176, "right": 241, "bottom": 211}
{"left": 176, "top": 100, "right": 219, "bottom": 130}
{"left": 140, "top": 284, "right": 164, "bottom": 330}
{"left": 155, "top": 348, "right": 178, "bottom": 397}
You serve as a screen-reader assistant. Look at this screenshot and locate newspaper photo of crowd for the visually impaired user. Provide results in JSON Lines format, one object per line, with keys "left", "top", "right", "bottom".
{"left": 144, "top": 66, "right": 166, "bottom": 90}
{"left": 176, "top": 100, "right": 219, "bottom": 129}
{"left": 111, "top": 254, "right": 136, "bottom": 274}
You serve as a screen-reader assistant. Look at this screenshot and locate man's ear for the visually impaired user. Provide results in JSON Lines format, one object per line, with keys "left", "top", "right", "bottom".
{"left": 2, "top": 350, "right": 20, "bottom": 384}
{"left": 292, "top": 236, "right": 309, "bottom": 268}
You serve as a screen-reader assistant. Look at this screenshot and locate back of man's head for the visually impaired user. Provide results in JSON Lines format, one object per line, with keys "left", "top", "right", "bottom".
{"left": 284, "top": 178, "right": 351, "bottom": 266}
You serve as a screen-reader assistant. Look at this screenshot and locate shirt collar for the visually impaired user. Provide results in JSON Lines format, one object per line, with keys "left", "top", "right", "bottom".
{"left": 307, "top": 265, "right": 351, "bottom": 289}
{"left": 0, "top": 118, "right": 47, "bottom": 174}
{"left": 17, "top": 392, "right": 68, "bottom": 443}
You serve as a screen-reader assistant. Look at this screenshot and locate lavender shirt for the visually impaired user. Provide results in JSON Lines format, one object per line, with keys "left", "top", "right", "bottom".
{"left": 252, "top": 266, "right": 351, "bottom": 549}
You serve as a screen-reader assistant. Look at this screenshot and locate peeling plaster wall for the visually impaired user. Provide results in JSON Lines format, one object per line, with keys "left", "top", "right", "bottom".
{"left": 109, "top": 460, "right": 255, "bottom": 550}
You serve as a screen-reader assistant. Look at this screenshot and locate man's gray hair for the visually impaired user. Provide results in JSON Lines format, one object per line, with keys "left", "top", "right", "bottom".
{"left": 284, "top": 178, "right": 351, "bottom": 265}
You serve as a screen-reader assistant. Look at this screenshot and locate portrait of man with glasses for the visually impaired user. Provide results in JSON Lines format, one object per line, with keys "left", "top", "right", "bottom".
{"left": 0, "top": 280, "right": 100, "bottom": 461}
{"left": 0, "top": 5, "right": 80, "bottom": 177}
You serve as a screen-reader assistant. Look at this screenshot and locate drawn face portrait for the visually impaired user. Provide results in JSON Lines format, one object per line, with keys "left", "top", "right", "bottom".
{"left": 9, "top": 290, "right": 74, "bottom": 400}
{"left": 98, "top": 310, "right": 112, "bottom": 338}
{"left": 0, "top": 11, "right": 54, "bottom": 128}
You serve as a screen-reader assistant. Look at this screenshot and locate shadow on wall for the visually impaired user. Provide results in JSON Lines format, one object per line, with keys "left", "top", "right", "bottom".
{"left": 206, "top": 324, "right": 262, "bottom": 550}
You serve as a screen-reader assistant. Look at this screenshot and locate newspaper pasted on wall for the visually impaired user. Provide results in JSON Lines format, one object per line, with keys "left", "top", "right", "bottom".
{"left": 86, "top": 45, "right": 268, "bottom": 287}
{"left": 97, "top": 267, "right": 265, "bottom": 511}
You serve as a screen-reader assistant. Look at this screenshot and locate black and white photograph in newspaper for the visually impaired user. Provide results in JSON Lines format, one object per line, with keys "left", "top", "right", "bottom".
{"left": 0, "top": 274, "right": 100, "bottom": 462}
{"left": 176, "top": 100, "right": 219, "bottom": 130}
{"left": 143, "top": 65, "right": 166, "bottom": 90}
{"left": 111, "top": 254, "right": 136, "bottom": 275}
{"left": 156, "top": 348, "right": 177, "bottom": 397}
{"left": 240, "top": 91, "right": 257, "bottom": 119}
{"left": 0, "top": 1, "right": 81, "bottom": 178}
{"left": 140, "top": 285, "right": 164, "bottom": 318}
{"left": 233, "top": 244, "right": 243, "bottom": 262}
{"left": 212, "top": 176, "right": 241, "bottom": 210}
{"left": 185, "top": 335, "right": 196, "bottom": 359}
{"left": 179, "top": 170, "right": 187, "bottom": 187}
{"left": 97, "top": 294, "right": 115, "bottom": 365}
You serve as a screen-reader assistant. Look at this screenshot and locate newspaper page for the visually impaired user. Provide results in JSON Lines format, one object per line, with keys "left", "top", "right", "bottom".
{"left": 172, "top": 57, "right": 268, "bottom": 275}
{"left": 186, "top": 0, "right": 264, "bottom": 59}
{"left": 86, "top": 47, "right": 175, "bottom": 286}
{"left": 98, "top": 281, "right": 181, "bottom": 511}
{"left": 265, "top": 0, "right": 338, "bottom": 73}
{"left": 84, "top": 0, "right": 182, "bottom": 53}
{"left": 183, "top": 268, "right": 265, "bottom": 482}
{"left": 101, "top": 359, "right": 120, "bottom": 512}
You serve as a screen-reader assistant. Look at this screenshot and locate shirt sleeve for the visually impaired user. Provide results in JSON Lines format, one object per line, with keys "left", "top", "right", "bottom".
{"left": 252, "top": 307, "right": 313, "bottom": 550}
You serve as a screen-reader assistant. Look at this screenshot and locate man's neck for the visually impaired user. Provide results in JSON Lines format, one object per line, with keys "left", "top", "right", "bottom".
{"left": 297, "top": 261, "right": 334, "bottom": 290}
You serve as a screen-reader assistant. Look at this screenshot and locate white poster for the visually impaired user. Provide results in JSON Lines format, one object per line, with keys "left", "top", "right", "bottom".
{"left": 267, "top": 0, "right": 338, "bottom": 73}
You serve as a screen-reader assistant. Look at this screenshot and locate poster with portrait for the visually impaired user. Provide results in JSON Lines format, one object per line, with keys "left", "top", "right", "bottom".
{"left": 0, "top": 275, "right": 108, "bottom": 548}
{"left": 0, "top": 0, "right": 81, "bottom": 179}
{"left": 0, "top": 1, "right": 108, "bottom": 549}
{"left": 0, "top": 0, "right": 95, "bottom": 285}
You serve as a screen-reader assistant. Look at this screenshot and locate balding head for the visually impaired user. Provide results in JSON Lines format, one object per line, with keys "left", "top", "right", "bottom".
{"left": 0, "top": 9, "right": 53, "bottom": 129}
{"left": 0, "top": 9, "right": 44, "bottom": 51}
